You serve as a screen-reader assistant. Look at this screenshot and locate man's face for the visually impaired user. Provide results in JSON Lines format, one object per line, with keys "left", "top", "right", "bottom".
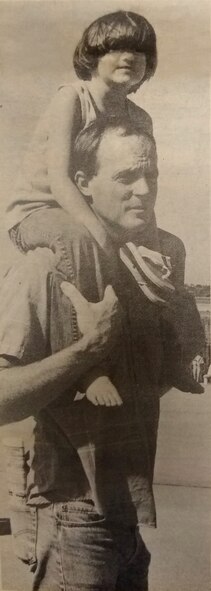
{"left": 86, "top": 130, "right": 158, "bottom": 239}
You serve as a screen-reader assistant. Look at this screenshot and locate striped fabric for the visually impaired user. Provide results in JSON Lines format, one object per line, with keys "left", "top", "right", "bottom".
{"left": 120, "top": 242, "right": 175, "bottom": 304}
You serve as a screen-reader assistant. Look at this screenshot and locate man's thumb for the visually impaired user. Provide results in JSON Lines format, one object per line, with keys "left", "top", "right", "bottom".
{"left": 61, "top": 281, "right": 89, "bottom": 311}
{"left": 103, "top": 285, "right": 117, "bottom": 304}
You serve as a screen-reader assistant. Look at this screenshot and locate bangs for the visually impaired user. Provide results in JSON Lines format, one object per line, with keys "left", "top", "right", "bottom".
{"left": 73, "top": 11, "right": 157, "bottom": 81}
{"left": 86, "top": 13, "right": 155, "bottom": 56}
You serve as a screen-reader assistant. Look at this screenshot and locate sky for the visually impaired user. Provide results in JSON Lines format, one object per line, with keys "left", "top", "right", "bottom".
{"left": 0, "top": 0, "right": 210, "bottom": 283}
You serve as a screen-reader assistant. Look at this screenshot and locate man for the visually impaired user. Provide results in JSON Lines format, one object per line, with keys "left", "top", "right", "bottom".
{"left": 0, "top": 119, "right": 200, "bottom": 590}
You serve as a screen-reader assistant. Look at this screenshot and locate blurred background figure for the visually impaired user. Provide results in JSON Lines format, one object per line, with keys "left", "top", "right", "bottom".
{"left": 192, "top": 354, "right": 205, "bottom": 383}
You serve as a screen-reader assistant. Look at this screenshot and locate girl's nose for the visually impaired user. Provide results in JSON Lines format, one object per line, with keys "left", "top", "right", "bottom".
{"left": 132, "top": 176, "right": 149, "bottom": 196}
{"left": 121, "top": 52, "right": 135, "bottom": 63}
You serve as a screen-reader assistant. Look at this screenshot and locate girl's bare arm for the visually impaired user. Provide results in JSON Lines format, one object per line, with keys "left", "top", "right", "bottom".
{"left": 47, "top": 86, "right": 91, "bottom": 221}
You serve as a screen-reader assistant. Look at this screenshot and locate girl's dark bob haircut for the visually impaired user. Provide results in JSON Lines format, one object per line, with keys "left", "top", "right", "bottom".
{"left": 73, "top": 11, "right": 157, "bottom": 87}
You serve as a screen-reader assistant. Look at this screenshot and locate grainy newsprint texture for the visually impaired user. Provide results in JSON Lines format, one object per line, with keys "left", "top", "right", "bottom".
{"left": 0, "top": 1, "right": 210, "bottom": 590}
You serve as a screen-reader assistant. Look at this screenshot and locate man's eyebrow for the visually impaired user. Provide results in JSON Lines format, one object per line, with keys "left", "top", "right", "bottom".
{"left": 112, "top": 165, "right": 142, "bottom": 180}
{"left": 112, "top": 162, "right": 157, "bottom": 180}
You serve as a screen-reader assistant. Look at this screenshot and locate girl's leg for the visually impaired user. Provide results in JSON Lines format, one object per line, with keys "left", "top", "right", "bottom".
{"left": 11, "top": 208, "right": 70, "bottom": 250}
{"left": 10, "top": 208, "right": 76, "bottom": 279}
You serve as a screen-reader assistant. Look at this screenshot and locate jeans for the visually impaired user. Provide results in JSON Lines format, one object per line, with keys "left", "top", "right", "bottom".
{"left": 16, "top": 501, "right": 150, "bottom": 591}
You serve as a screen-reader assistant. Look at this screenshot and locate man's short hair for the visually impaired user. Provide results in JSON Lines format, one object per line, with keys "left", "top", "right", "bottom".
{"left": 73, "top": 117, "right": 157, "bottom": 180}
{"left": 73, "top": 10, "right": 157, "bottom": 90}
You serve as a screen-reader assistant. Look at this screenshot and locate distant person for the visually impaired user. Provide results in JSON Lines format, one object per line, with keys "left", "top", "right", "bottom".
{"left": 192, "top": 355, "right": 205, "bottom": 382}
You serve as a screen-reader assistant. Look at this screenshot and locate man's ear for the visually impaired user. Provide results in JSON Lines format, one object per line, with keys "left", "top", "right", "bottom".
{"left": 74, "top": 171, "right": 93, "bottom": 203}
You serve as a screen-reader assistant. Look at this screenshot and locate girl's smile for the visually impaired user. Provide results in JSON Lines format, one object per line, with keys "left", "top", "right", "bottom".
{"left": 94, "top": 51, "right": 146, "bottom": 89}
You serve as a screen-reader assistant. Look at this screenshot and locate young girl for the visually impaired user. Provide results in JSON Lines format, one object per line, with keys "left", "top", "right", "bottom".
{"left": 8, "top": 11, "right": 156, "bottom": 241}
{"left": 7, "top": 10, "right": 203, "bottom": 402}
{"left": 6, "top": 11, "right": 157, "bottom": 406}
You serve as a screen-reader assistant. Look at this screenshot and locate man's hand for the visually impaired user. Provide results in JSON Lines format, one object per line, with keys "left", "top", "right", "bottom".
{"left": 0, "top": 283, "right": 122, "bottom": 425}
{"left": 61, "top": 282, "right": 122, "bottom": 354}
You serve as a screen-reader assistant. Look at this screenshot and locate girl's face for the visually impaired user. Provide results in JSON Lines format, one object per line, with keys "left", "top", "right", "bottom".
{"left": 94, "top": 50, "right": 146, "bottom": 90}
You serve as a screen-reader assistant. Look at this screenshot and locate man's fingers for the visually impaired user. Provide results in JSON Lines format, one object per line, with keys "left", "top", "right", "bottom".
{"left": 61, "top": 282, "right": 117, "bottom": 310}
{"left": 61, "top": 282, "right": 89, "bottom": 311}
{"left": 61, "top": 281, "right": 121, "bottom": 342}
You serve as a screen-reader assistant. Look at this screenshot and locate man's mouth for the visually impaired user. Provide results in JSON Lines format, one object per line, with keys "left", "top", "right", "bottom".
{"left": 129, "top": 206, "right": 147, "bottom": 213}
{"left": 117, "top": 65, "right": 133, "bottom": 71}
{"left": 129, "top": 207, "right": 149, "bottom": 220}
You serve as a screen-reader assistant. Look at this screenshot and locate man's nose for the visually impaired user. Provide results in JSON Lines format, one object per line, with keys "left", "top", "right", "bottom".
{"left": 132, "top": 176, "right": 149, "bottom": 197}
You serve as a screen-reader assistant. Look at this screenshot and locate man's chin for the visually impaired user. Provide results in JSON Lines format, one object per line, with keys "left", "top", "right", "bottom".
{"left": 126, "top": 217, "right": 148, "bottom": 232}
{"left": 121, "top": 224, "right": 145, "bottom": 243}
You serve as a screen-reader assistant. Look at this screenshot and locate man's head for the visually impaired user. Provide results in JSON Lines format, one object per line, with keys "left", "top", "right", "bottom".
{"left": 74, "top": 119, "right": 158, "bottom": 241}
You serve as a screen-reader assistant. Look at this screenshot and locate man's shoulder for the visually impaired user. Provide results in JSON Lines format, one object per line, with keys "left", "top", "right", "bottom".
{"left": 0, "top": 248, "right": 57, "bottom": 362}
{"left": 65, "top": 220, "right": 94, "bottom": 245}
{"left": 158, "top": 228, "right": 186, "bottom": 259}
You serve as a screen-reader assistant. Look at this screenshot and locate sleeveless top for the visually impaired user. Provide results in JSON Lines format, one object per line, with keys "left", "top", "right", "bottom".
{"left": 6, "top": 81, "right": 153, "bottom": 230}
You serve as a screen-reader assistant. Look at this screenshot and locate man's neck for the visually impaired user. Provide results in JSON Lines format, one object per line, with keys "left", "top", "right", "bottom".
{"left": 90, "top": 209, "right": 159, "bottom": 251}
{"left": 91, "top": 210, "right": 140, "bottom": 248}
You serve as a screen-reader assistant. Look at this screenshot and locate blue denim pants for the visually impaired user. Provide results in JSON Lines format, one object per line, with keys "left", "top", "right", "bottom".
{"left": 14, "top": 501, "right": 150, "bottom": 591}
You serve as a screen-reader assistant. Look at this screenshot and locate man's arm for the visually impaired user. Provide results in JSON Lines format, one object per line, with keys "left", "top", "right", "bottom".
{"left": 0, "top": 277, "right": 121, "bottom": 426}
{"left": 0, "top": 335, "right": 102, "bottom": 425}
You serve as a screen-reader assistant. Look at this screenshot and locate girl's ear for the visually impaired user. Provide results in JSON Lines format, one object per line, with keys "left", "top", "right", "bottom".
{"left": 74, "top": 171, "right": 93, "bottom": 203}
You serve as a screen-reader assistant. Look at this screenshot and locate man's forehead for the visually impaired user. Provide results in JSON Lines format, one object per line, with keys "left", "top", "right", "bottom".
{"left": 97, "top": 129, "right": 156, "bottom": 170}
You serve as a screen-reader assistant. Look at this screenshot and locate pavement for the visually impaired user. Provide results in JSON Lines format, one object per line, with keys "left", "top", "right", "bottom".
{"left": 0, "top": 385, "right": 211, "bottom": 591}
{"left": 155, "top": 384, "right": 211, "bottom": 488}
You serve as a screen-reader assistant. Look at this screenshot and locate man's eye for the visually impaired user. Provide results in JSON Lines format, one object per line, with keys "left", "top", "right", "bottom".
{"left": 114, "top": 170, "right": 158, "bottom": 184}
{"left": 115, "top": 173, "right": 135, "bottom": 184}
{"left": 117, "top": 177, "right": 131, "bottom": 185}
